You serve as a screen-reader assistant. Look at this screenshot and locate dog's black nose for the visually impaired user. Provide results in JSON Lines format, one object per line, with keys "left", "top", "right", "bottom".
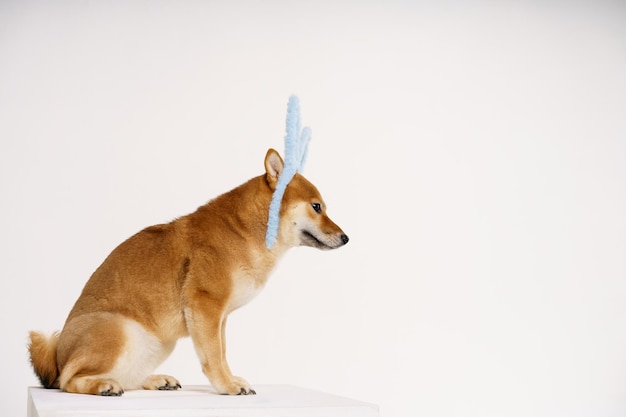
{"left": 340, "top": 234, "right": 349, "bottom": 244}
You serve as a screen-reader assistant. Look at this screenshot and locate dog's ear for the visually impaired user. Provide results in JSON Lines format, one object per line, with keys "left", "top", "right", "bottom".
{"left": 265, "top": 148, "right": 284, "bottom": 190}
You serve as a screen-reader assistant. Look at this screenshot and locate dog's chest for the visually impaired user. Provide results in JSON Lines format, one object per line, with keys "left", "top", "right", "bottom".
{"left": 227, "top": 252, "right": 275, "bottom": 313}
{"left": 227, "top": 268, "right": 266, "bottom": 313}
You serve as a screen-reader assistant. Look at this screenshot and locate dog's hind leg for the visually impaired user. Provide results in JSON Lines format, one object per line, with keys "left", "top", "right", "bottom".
{"left": 56, "top": 313, "right": 126, "bottom": 395}
{"left": 58, "top": 313, "right": 176, "bottom": 395}
{"left": 64, "top": 375, "right": 125, "bottom": 396}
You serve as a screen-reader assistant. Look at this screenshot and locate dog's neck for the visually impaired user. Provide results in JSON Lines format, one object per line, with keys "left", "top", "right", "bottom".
{"left": 183, "top": 175, "right": 294, "bottom": 257}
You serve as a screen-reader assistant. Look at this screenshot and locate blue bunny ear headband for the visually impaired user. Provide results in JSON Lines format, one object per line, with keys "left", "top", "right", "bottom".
{"left": 265, "top": 95, "right": 311, "bottom": 249}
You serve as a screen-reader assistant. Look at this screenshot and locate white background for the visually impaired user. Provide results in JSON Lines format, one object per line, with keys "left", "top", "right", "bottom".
{"left": 1, "top": 1, "right": 625, "bottom": 416}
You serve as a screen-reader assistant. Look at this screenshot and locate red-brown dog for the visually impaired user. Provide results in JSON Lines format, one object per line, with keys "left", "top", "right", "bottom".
{"left": 29, "top": 148, "right": 348, "bottom": 396}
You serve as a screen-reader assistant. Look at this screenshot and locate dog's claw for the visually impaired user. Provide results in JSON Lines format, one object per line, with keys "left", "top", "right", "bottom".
{"left": 100, "top": 388, "right": 123, "bottom": 396}
{"left": 238, "top": 387, "right": 256, "bottom": 395}
{"left": 158, "top": 381, "right": 182, "bottom": 391}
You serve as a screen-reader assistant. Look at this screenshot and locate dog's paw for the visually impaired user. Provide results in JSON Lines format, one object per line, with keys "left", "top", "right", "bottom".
{"left": 216, "top": 376, "right": 256, "bottom": 395}
{"left": 233, "top": 376, "right": 256, "bottom": 395}
{"left": 98, "top": 380, "right": 124, "bottom": 396}
{"left": 142, "top": 374, "right": 182, "bottom": 391}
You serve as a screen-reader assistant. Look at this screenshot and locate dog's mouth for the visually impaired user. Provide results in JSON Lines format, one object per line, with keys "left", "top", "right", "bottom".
{"left": 300, "top": 230, "right": 333, "bottom": 250}
{"left": 300, "top": 230, "right": 347, "bottom": 250}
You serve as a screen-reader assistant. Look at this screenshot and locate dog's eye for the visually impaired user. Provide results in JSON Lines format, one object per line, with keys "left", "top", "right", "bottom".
{"left": 311, "top": 203, "right": 322, "bottom": 214}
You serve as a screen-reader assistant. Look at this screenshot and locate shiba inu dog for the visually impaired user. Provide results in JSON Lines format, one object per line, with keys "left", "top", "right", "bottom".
{"left": 28, "top": 147, "right": 348, "bottom": 396}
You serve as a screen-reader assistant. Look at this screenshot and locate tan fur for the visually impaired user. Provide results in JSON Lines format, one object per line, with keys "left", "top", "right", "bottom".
{"left": 28, "top": 149, "right": 348, "bottom": 396}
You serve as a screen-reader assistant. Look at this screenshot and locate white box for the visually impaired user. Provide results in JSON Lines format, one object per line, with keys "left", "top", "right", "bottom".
{"left": 27, "top": 385, "right": 379, "bottom": 417}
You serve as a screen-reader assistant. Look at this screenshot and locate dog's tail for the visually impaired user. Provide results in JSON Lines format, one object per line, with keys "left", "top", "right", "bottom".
{"left": 28, "top": 331, "right": 60, "bottom": 389}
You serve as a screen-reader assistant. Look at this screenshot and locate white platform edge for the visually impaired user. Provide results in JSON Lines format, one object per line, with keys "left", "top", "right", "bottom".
{"left": 28, "top": 384, "right": 379, "bottom": 417}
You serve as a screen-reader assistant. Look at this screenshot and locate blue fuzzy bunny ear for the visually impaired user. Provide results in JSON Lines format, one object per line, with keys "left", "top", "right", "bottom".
{"left": 297, "top": 126, "right": 311, "bottom": 172}
{"left": 282, "top": 95, "right": 310, "bottom": 173}
{"left": 266, "top": 95, "right": 311, "bottom": 249}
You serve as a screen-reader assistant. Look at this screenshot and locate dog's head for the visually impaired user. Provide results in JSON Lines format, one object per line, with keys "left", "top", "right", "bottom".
{"left": 265, "top": 148, "right": 349, "bottom": 250}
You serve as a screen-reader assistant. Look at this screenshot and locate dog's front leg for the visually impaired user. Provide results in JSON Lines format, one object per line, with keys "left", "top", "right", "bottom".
{"left": 220, "top": 317, "right": 255, "bottom": 392}
{"left": 184, "top": 297, "right": 255, "bottom": 395}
